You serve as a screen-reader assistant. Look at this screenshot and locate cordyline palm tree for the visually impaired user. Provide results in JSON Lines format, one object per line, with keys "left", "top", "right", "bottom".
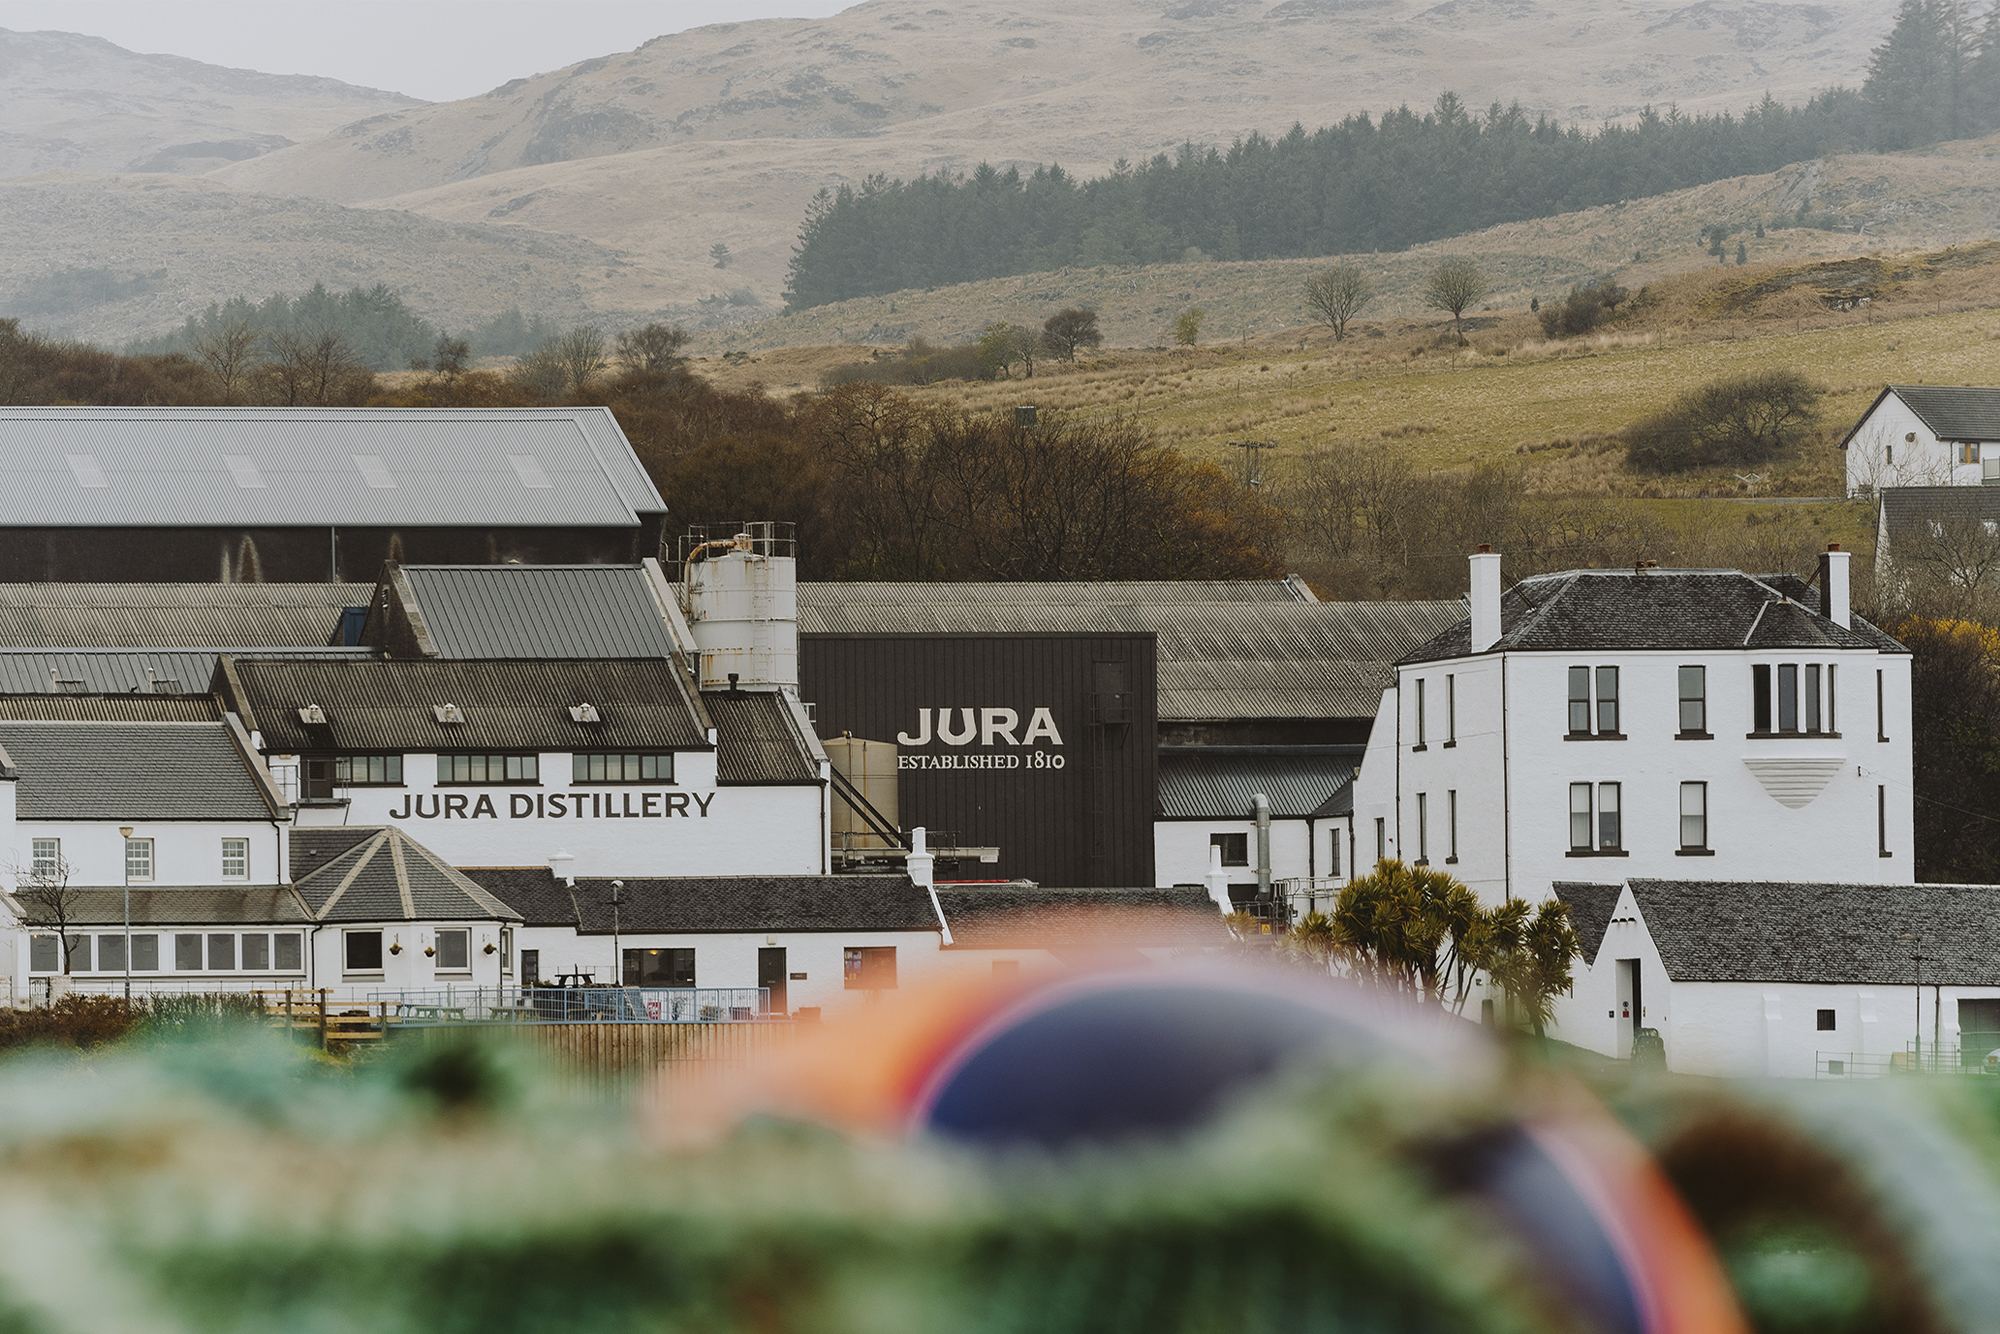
{"left": 1284, "top": 859, "right": 1580, "bottom": 1036}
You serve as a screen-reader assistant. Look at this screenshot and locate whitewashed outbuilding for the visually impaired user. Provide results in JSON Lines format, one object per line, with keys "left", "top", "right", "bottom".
{"left": 1554, "top": 878, "right": 2000, "bottom": 1078}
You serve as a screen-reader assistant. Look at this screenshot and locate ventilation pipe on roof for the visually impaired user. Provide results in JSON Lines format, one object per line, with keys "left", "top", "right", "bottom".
{"left": 1205, "top": 844, "right": 1232, "bottom": 914}
{"left": 1820, "top": 543, "right": 1851, "bottom": 629}
{"left": 1254, "top": 793, "right": 1272, "bottom": 902}
{"left": 1470, "top": 546, "right": 1503, "bottom": 653}
{"left": 908, "top": 826, "right": 952, "bottom": 945}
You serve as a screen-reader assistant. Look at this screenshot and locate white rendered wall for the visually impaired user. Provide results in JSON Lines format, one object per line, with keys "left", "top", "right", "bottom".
{"left": 308, "top": 919, "right": 512, "bottom": 994}
{"left": 1392, "top": 646, "right": 1913, "bottom": 906}
{"left": 546, "top": 928, "right": 943, "bottom": 1019}
{"left": 1394, "top": 660, "right": 1507, "bottom": 903}
{"left": 1349, "top": 687, "right": 1403, "bottom": 871}
{"left": 1153, "top": 819, "right": 1311, "bottom": 889}
{"left": 1843, "top": 392, "right": 1974, "bottom": 496}
{"left": 327, "top": 750, "right": 826, "bottom": 878}
{"left": 5, "top": 820, "right": 282, "bottom": 889}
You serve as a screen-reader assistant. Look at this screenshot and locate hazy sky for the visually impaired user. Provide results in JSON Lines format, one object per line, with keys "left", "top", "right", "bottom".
{"left": 0, "top": 0, "right": 855, "bottom": 102}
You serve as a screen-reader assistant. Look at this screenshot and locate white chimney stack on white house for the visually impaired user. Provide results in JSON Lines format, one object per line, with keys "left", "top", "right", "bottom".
{"left": 549, "top": 849, "right": 576, "bottom": 887}
{"left": 1820, "top": 543, "right": 1851, "bottom": 629}
{"left": 907, "top": 826, "right": 951, "bottom": 945}
{"left": 1469, "top": 546, "right": 1503, "bottom": 653}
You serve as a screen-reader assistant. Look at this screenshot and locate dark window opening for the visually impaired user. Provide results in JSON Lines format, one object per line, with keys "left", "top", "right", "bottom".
{"left": 624, "top": 947, "right": 695, "bottom": 987}
{"left": 1210, "top": 832, "right": 1249, "bottom": 867}
{"left": 1817, "top": 1009, "right": 1836, "bottom": 1031}
{"left": 844, "top": 946, "right": 898, "bottom": 990}
{"left": 1753, "top": 664, "right": 1773, "bottom": 732}
{"left": 345, "top": 931, "right": 383, "bottom": 972}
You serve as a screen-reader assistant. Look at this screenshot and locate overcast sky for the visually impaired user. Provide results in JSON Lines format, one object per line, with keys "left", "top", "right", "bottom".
{"left": 0, "top": 0, "right": 855, "bottom": 102}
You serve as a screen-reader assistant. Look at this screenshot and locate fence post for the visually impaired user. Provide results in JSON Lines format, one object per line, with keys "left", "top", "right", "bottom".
{"left": 317, "top": 989, "right": 328, "bottom": 1049}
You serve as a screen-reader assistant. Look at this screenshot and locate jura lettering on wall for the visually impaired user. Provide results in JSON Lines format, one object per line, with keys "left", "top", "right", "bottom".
{"left": 386, "top": 791, "right": 716, "bottom": 820}
{"left": 896, "top": 708, "right": 1063, "bottom": 747}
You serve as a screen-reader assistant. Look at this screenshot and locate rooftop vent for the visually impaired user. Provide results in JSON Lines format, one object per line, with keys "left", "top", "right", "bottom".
{"left": 150, "top": 679, "right": 181, "bottom": 695}
{"left": 222, "top": 454, "right": 266, "bottom": 489}
{"left": 298, "top": 705, "right": 328, "bottom": 725}
{"left": 433, "top": 703, "right": 465, "bottom": 724}
{"left": 353, "top": 454, "right": 396, "bottom": 489}
{"left": 568, "top": 703, "right": 602, "bottom": 723}
{"left": 53, "top": 679, "right": 86, "bottom": 694}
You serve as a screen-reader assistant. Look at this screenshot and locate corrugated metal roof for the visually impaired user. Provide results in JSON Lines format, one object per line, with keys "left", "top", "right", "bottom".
{"left": 398, "top": 565, "right": 678, "bottom": 659}
{"left": 0, "top": 407, "right": 662, "bottom": 527}
{"left": 800, "top": 590, "right": 1464, "bottom": 720}
{"left": 1155, "top": 748, "right": 1361, "bottom": 820}
{"left": 704, "top": 691, "right": 823, "bottom": 785}
{"left": 294, "top": 828, "right": 520, "bottom": 923}
{"left": 0, "top": 720, "right": 273, "bottom": 820}
{"left": 0, "top": 696, "right": 218, "bottom": 721}
{"left": 934, "top": 885, "right": 1227, "bottom": 949}
{"left": 227, "top": 658, "right": 710, "bottom": 753}
{"left": 0, "top": 582, "right": 369, "bottom": 647}
{"left": 0, "top": 648, "right": 371, "bottom": 694}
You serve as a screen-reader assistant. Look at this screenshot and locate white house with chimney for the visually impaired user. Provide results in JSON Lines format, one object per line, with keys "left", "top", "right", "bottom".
{"left": 1350, "top": 546, "right": 1915, "bottom": 906}
{"left": 1840, "top": 384, "right": 2000, "bottom": 496}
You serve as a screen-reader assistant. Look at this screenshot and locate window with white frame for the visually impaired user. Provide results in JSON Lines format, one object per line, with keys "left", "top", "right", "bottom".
{"left": 1754, "top": 663, "right": 1838, "bottom": 735}
{"left": 434, "top": 929, "right": 469, "bottom": 971}
{"left": 1447, "top": 790, "right": 1459, "bottom": 862}
{"left": 1416, "top": 792, "right": 1429, "bottom": 863}
{"left": 333, "top": 754, "right": 403, "bottom": 785}
{"left": 1445, "top": 674, "right": 1456, "bottom": 744}
{"left": 125, "top": 837, "right": 153, "bottom": 882}
{"left": 30, "top": 838, "right": 57, "bottom": 878}
{"left": 221, "top": 838, "right": 248, "bottom": 880}
{"left": 345, "top": 930, "right": 384, "bottom": 972}
{"left": 500, "top": 927, "right": 514, "bottom": 974}
{"left": 572, "top": 753, "right": 673, "bottom": 784}
{"left": 1415, "top": 679, "right": 1427, "bottom": 747}
{"left": 439, "top": 754, "right": 538, "bottom": 784}
{"left": 1680, "top": 782, "right": 1708, "bottom": 850}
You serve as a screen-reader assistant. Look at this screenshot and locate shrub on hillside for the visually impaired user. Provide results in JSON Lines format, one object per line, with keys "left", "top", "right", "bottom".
{"left": 1536, "top": 280, "right": 1628, "bottom": 339}
{"left": 820, "top": 337, "right": 993, "bottom": 389}
{"left": 1623, "top": 369, "right": 1822, "bottom": 473}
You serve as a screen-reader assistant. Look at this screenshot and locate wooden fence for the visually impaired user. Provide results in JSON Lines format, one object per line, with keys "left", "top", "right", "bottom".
{"left": 405, "top": 1021, "right": 801, "bottom": 1099}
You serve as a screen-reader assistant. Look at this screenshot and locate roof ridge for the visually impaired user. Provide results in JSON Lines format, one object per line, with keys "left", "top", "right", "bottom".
{"left": 312, "top": 830, "right": 389, "bottom": 920}
{"left": 388, "top": 830, "right": 416, "bottom": 920}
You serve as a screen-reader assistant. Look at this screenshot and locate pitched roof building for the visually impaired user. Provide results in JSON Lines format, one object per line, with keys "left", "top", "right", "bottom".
{"left": 1838, "top": 384, "right": 2000, "bottom": 495}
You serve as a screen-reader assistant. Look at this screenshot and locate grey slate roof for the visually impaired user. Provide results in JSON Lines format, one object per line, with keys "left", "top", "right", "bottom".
{"left": 1156, "top": 747, "right": 1362, "bottom": 819}
{"left": 0, "top": 407, "right": 662, "bottom": 527}
{"left": 705, "top": 691, "right": 823, "bottom": 785}
{"left": 382, "top": 564, "right": 679, "bottom": 660}
{"left": 457, "top": 868, "right": 583, "bottom": 928}
{"left": 289, "top": 827, "right": 383, "bottom": 882}
{"left": 1552, "top": 882, "right": 1623, "bottom": 964}
{"left": 800, "top": 587, "right": 1462, "bottom": 721}
{"left": 1879, "top": 486, "right": 2000, "bottom": 546}
{"left": 1625, "top": 878, "right": 2000, "bottom": 985}
{"left": 223, "top": 657, "right": 710, "bottom": 754}
{"left": 0, "top": 721, "right": 274, "bottom": 820}
{"left": 1399, "top": 569, "right": 1908, "bottom": 662}
{"left": 0, "top": 648, "right": 372, "bottom": 695}
{"left": 10, "top": 886, "right": 311, "bottom": 926}
{"left": 1839, "top": 385, "right": 2000, "bottom": 448}
{"left": 935, "top": 884, "right": 1228, "bottom": 949}
{"left": 293, "top": 828, "right": 521, "bottom": 924}
{"left": 562, "top": 874, "right": 938, "bottom": 934}
{"left": 0, "top": 583, "right": 369, "bottom": 648}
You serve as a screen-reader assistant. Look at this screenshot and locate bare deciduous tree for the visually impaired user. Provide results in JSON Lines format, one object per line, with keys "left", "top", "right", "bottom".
{"left": 260, "top": 327, "right": 371, "bottom": 406}
{"left": 192, "top": 320, "right": 259, "bottom": 402}
{"left": 552, "top": 326, "right": 609, "bottom": 394}
{"left": 1302, "top": 265, "right": 1373, "bottom": 341}
{"left": 614, "top": 323, "right": 691, "bottom": 376}
{"left": 11, "top": 850, "right": 83, "bottom": 977}
{"left": 1421, "top": 257, "right": 1489, "bottom": 342}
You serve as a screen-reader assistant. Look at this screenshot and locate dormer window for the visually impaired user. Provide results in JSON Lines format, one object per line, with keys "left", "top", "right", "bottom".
{"left": 433, "top": 704, "right": 465, "bottom": 724}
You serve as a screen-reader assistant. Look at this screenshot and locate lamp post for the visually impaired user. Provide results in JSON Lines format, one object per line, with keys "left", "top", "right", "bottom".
{"left": 118, "top": 827, "right": 133, "bottom": 1001}
{"left": 1898, "top": 932, "right": 1924, "bottom": 1070}
{"left": 610, "top": 880, "right": 623, "bottom": 989}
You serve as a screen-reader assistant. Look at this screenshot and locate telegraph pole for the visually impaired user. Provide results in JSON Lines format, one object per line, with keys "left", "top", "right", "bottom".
{"left": 1229, "top": 440, "right": 1278, "bottom": 489}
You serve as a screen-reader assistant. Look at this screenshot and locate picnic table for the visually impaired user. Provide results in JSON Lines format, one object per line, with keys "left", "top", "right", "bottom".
{"left": 401, "top": 1003, "right": 469, "bottom": 1023}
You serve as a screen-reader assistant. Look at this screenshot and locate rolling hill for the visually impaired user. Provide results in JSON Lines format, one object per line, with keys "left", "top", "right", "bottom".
{"left": 0, "top": 27, "right": 418, "bottom": 178}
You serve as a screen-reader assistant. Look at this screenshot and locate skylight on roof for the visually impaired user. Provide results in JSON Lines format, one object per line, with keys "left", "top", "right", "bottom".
{"left": 509, "top": 454, "right": 553, "bottom": 488}
{"left": 65, "top": 454, "right": 107, "bottom": 488}
{"left": 223, "top": 454, "right": 266, "bottom": 489}
{"left": 353, "top": 454, "right": 396, "bottom": 489}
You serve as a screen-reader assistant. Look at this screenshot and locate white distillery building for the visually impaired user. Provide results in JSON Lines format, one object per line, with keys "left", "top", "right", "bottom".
{"left": 1839, "top": 384, "right": 2000, "bottom": 496}
{"left": 219, "top": 655, "right": 829, "bottom": 879}
{"left": 1351, "top": 548, "right": 1915, "bottom": 905}
{"left": 1556, "top": 878, "right": 2000, "bottom": 1078}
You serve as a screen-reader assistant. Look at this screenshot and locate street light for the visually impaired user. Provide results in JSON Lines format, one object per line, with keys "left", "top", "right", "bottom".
{"left": 1897, "top": 932, "right": 1926, "bottom": 1069}
{"left": 609, "top": 880, "right": 624, "bottom": 989}
{"left": 118, "top": 827, "right": 133, "bottom": 1001}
